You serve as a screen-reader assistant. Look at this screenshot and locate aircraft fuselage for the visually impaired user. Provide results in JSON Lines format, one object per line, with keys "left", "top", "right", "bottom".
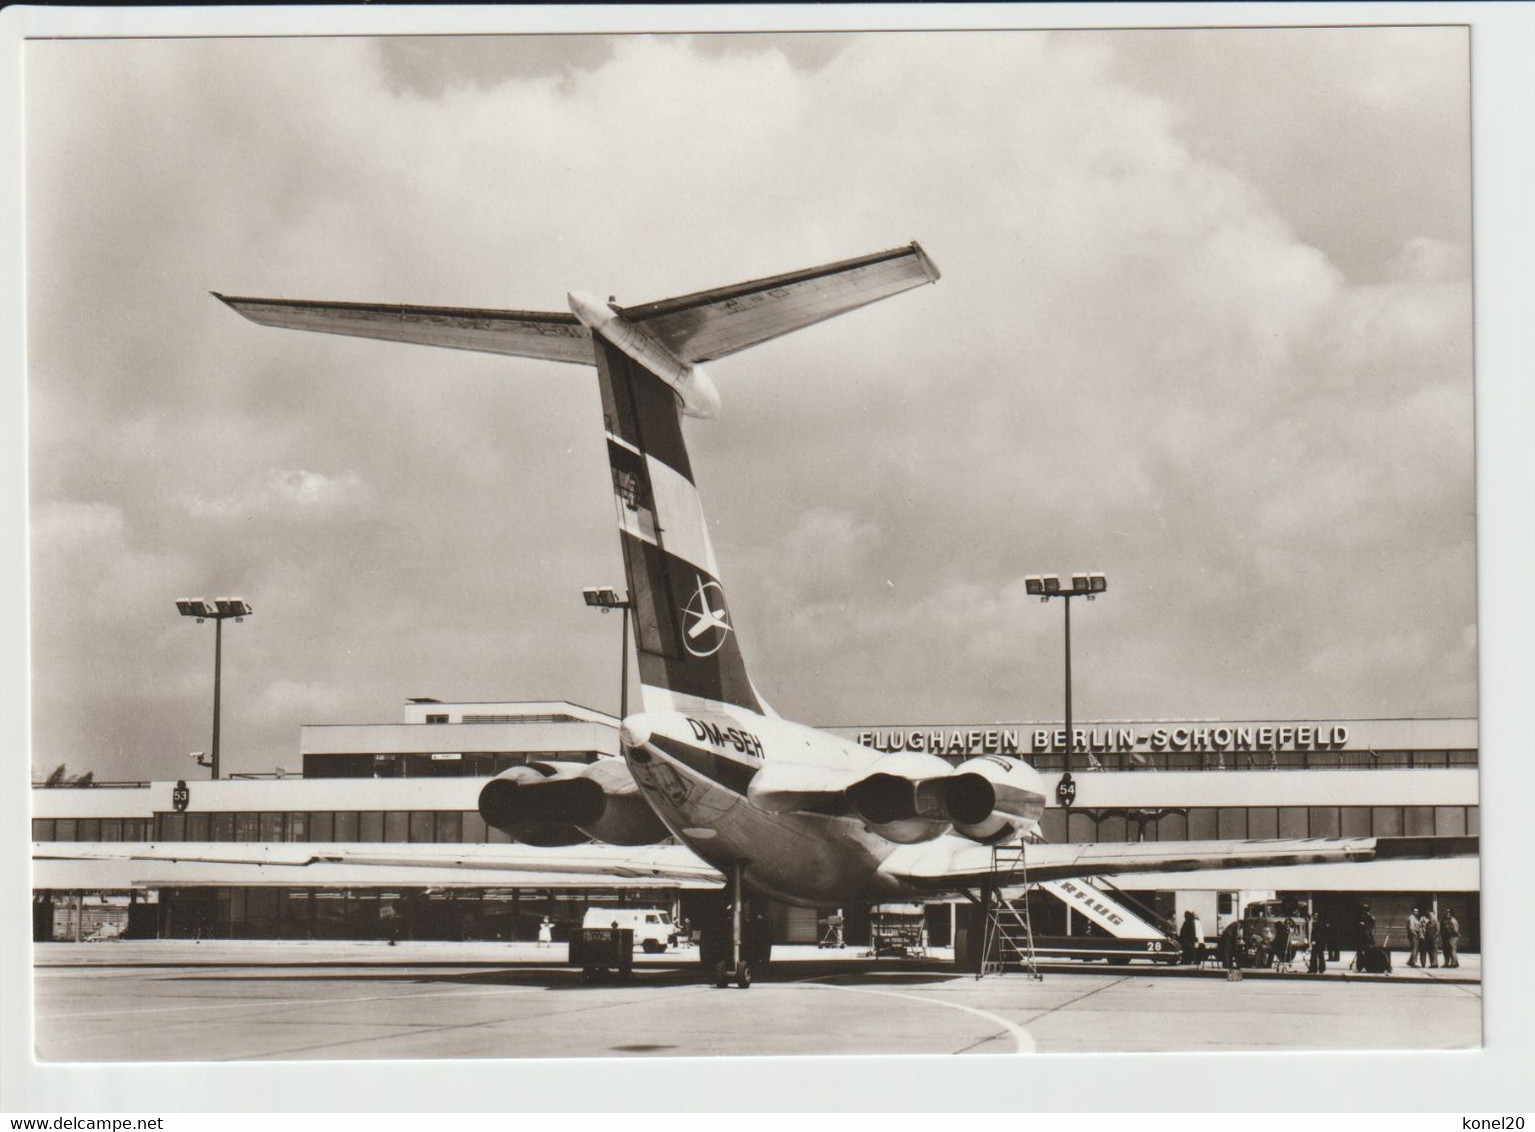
{"left": 620, "top": 708, "right": 1046, "bottom": 906}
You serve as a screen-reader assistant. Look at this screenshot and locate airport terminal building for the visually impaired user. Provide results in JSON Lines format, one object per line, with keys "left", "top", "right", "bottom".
{"left": 32, "top": 700, "right": 1479, "bottom": 952}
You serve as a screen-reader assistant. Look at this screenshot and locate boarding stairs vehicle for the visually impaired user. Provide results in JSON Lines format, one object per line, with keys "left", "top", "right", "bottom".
{"left": 979, "top": 852, "right": 1182, "bottom": 970}
{"left": 1030, "top": 875, "right": 1182, "bottom": 963}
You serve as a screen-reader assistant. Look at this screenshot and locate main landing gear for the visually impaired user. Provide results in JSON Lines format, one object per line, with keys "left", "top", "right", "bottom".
{"left": 697, "top": 860, "right": 769, "bottom": 988}
{"left": 713, "top": 861, "right": 752, "bottom": 989}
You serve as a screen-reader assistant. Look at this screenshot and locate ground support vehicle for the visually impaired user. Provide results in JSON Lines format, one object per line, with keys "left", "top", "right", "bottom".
{"left": 582, "top": 907, "right": 679, "bottom": 953}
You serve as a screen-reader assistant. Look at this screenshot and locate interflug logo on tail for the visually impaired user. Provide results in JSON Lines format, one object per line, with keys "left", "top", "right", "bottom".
{"left": 682, "top": 575, "right": 732, "bottom": 657}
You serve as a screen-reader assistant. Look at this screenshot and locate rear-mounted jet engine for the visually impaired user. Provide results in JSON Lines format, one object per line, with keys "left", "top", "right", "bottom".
{"left": 477, "top": 759, "right": 669, "bottom": 846}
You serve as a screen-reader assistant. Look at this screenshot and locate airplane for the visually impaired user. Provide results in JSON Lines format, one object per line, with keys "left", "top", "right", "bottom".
{"left": 46, "top": 243, "right": 1475, "bottom": 989}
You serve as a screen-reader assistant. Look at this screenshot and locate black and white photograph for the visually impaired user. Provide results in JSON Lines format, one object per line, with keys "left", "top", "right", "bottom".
{"left": 6, "top": 2, "right": 1534, "bottom": 1115}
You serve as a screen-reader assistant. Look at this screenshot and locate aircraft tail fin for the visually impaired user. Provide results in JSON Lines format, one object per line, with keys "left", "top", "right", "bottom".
{"left": 587, "top": 244, "right": 938, "bottom": 719}
{"left": 594, "top": 336, "right": 766, "bottom": 715}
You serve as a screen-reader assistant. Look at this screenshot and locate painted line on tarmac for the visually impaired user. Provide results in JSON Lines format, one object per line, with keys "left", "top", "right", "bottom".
{"left": 795, "top": 977, "right": 1035, "bottom": 1055}
{"left": 1013, "top": 973, "right": 1131, "bottom": 1028}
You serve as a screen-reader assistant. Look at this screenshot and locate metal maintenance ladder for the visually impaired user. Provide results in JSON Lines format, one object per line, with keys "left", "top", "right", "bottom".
{"left": 979, "top": 842, "right": 1043, "bottom": 980}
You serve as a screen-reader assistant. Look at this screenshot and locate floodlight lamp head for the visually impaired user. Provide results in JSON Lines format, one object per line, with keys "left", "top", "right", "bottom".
{"left": 582, "top": 586, "right": 624, "bottom": 609}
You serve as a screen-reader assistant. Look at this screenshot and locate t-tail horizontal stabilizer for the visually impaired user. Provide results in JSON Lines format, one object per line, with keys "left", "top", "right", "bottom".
{"left": 214, "top": 241, "right": 940, "bottom": 416}
{"left": 212, "top": 294, "right": 596, "bottom": 366}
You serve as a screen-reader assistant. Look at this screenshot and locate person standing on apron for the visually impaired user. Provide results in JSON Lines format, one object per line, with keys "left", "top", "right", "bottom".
{"left": 1422, "top": 909, "right": 1440, "bottom": 968}
{"left": 1441, "top": 909, "right": 1461, "bottom": 968}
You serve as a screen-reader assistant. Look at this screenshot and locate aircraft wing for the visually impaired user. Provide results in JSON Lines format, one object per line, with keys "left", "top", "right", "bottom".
{"left": 879, "top": 835, "right": 1479, "bottom": 892}
{"left": 33, "top": 841, "right": 724, "bottom": 890}
{"left": 214, "top": 294, "right": 595, "bottom": 366}
{"left": 615, "top": 242, "right": 941, "bottom": 363}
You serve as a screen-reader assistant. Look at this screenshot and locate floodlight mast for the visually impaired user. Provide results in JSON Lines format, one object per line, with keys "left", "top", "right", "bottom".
{"left": 582, "top": 587, "right": 634, "bottom": 721}
{"left": 1023, "top": 573, "right": 1107, "bottom": 783}
{"left": 174, "top": 598, "right": 252, "bottom": 779}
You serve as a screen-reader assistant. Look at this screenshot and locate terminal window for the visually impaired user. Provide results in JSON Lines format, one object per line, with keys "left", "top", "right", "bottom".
{"left": 1188, "top": 808, "right": 1218, "bottom": 840}
{"left": 1279, "top": 807, "right": 1308, "bottom": 838}
{"left": 1341, "top": 807, "right": 1372, "bottom": 837}
{"left": 1309, "top": 807, "right": 1341, "bottom": 838}
{"left": 55, "top": 802, "right": 1482, "bottom": 847}
{"left": 1217, "top": 808, "right": 1247, "bottom": 839}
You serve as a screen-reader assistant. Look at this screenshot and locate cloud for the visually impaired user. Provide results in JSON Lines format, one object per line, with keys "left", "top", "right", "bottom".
{"left": 31, "top": 500, "right": 193, "bottom": 610}
{"left": 182, "top": 469, "right": 372, "bottom": 520}
{"left": 256, "top": 678, "right": 347, "bottom": 722}
{"left": 1389, "top": 236, "right": 1471, "bottom": 284}
{"left": 372, "top": 35, "right": 617, "bottom": 97}
{"left": 1105, "top": 27, "right": 1469, "bottom": 283}
{"left": 780, "top": 507, "right": 880, "bottom": 590}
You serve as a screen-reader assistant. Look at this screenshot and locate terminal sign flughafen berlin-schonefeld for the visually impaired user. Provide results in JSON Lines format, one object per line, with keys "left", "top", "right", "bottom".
{"left": 852, "top": 723, "right": 1351, "bottom": 757}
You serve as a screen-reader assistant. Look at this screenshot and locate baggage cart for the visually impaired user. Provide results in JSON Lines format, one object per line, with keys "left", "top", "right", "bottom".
{"left": 569, "top": 926, "right": 634, "bottom": 981}
{"left": 870, "top": 904, "right": 927, "bottom": 958}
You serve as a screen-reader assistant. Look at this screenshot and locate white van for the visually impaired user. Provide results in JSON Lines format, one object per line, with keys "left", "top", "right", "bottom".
{"left": 582, "top": 907, "right": 679, "bottom": 953}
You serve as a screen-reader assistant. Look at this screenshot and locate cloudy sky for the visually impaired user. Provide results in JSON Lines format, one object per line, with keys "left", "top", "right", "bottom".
{"left": 25, "top": 27, "right": 1475, "bottom": 782}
